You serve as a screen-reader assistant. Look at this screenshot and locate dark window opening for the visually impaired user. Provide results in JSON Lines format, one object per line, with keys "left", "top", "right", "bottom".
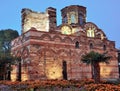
{"left": 62, "top": 61, "right": 67, "bottom": 80}
{"left": 103, "top": 45, "right": 106, "bottom": 51}
{"left": 90, "top": 43, "right": 93, "bottom": 49}
{"left": 75, "top": 41, "right": 79, "bottom": 48}
{"left": 17, "top": 58, "right": 21, "bottom": 81}
{"left": 97, "top": 34, "right": 101, "bottom": 38}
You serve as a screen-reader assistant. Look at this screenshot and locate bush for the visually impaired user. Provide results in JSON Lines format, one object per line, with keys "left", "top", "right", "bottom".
{"left": 0, "top": 79, "right": 120, "bottom": 90}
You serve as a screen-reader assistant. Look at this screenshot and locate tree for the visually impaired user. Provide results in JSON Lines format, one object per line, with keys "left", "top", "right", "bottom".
{"left": 0, "top": 29, "right": 19, "bottom": 80}
{"left": 81, "top": 51, "right": 111, "bottom": 83}
{"left": 0, "top": 29, "right": 19, "bottom": 54}
{"left": 0, "top": 54, "right": 16, "bottom": 80}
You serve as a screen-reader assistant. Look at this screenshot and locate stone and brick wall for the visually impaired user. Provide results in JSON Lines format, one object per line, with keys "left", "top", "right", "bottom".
{"left": 11, "top": 28, "right": 119, "bottom": 81}
{"left": 11, "top": 5, "right": 119, "bottom": 81}
{"left": 21, "top": 7, "right": 56, "bottom": 33}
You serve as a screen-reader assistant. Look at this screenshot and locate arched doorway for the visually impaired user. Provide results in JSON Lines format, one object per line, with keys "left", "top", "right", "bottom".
{"left": 62, "top": 61, "right": 67, "bottom": 80}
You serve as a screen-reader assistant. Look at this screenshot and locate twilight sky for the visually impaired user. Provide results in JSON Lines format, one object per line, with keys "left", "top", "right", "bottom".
{"left": 0, "top": 0, "right": 120, "bottom": 48}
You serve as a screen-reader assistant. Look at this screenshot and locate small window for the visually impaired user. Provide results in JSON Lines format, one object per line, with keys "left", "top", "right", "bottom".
{"left": 79, "top": 15, "right": 83, "bottom": 25}
{"left": 87, "top": 28, "right": 95, "bottom": 37}
{"left": 71, "top": 14, "right": 76, "bottom": 23}
{"left": 75, "top": 41, "right": 79, "bottom": 48}
{"left": 90, "top": 43, "right": 93, "bottom": 49}
{"left": 103, "top": 45, "right": 106, "bottom": 50}
{"left": 63, "top": 17, "right": 67, "bottom": 23}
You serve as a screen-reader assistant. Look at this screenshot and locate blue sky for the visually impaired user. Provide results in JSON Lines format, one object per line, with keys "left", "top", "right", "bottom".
{"left": 0, "top": 0, "right": 120, "bottom": 48}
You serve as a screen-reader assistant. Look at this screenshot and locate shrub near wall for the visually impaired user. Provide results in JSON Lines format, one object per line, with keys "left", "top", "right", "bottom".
{"left": 0, "top": 79, "right": 120, "bottom": 91}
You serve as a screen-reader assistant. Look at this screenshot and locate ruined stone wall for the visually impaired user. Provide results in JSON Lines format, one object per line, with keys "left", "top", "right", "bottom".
{"left": 21, "top": 7, "right": 56, "bottom": 33}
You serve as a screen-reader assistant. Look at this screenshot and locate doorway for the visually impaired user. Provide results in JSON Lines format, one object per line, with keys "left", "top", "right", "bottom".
{"left": 62, "top": 61, "right": 67, "bottom": 80}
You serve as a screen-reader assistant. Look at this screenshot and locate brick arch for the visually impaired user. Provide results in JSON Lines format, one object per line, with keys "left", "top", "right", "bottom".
{"left": 21, "top": 47, "right": 29, "bottom": 59}
{"left": 99, "top": 29, "right": 106, "bottom": 37}
{"left": 102, "top": 42, "right": 108, "bottom": 46}
{"left": 40, "top": 34, "right": 52, "bottom": 41}
{"left": 83, "top": 22, "right": 99, "bottom": 31}
{"left": 37, "top": 48, "right": 56, "bottom": 58}
{"left": 95, "top": 29, "right": 107, "bottom": 39}
{"left": 73, "top": 37, "right": 79, "bottom": 43}
{"left": 16, "top": 50, "right": 22, "bottom": 57}
{"left": 18, "top": 37, "right": 22, "bottom": 45}
{"left": 21, "top": 34, "right": 27, "bottom": 42}
{"left": 52, "top": 35, "right": 62, "bottom": 42}
{"left": 102, "top": 40, "right": 107, "bottom": 45}
{"left": 63, "top": 36, "right": 72, "bottom": 43}
{"left": 15, "top": 38, "right": 19, "bottom": 46}
{"left": 57, "top": 49, "right": 69, "bottom": 57}
{"left": 12, "top": 40, "right": 17, "bottom": 47}
{"left": 88, "top": 40, "right": 94, "bottom": 44}
{"left": 88, "top": 40, "right": 95, "bottom": 49}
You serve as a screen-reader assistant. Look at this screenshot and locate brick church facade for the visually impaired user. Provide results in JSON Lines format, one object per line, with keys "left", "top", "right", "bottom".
{"left": 11, "top": 5, "right": 119, "bottom": 81}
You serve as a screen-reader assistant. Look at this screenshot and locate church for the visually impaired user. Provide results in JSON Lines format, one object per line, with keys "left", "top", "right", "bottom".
{"left": 11, "top": 5, "right": 119, "bottom": 81}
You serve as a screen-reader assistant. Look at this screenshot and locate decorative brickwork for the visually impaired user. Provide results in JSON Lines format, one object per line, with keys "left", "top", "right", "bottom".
{"left": 11, "top": 5, "right": 119, "bottom": 81}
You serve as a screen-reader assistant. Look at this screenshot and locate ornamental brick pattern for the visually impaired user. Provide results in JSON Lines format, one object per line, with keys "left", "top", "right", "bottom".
{"left": 11, "top": 5, "right": 119, "bottom": 81}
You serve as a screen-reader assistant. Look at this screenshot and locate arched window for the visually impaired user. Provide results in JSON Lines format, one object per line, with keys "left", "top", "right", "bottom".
{"left": 103, "top": 45, "right": 106, "bottom": 51}
{"left": 90, "top": 43, "right": 93, "bottom": 49}
{"left": 71, "top": 14, "right": 76, "bottom": 23}
{"left": 79, "top": 15, "right": 83, "bottom": 25}
{"left": 63, "top": 17, "right": 67, "bottom": 23}
{"left": 75, "top": 41, "right": 79, "bottom": 48}
{"left": 87, "top": 28, "right": 95, "bottom": 37}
